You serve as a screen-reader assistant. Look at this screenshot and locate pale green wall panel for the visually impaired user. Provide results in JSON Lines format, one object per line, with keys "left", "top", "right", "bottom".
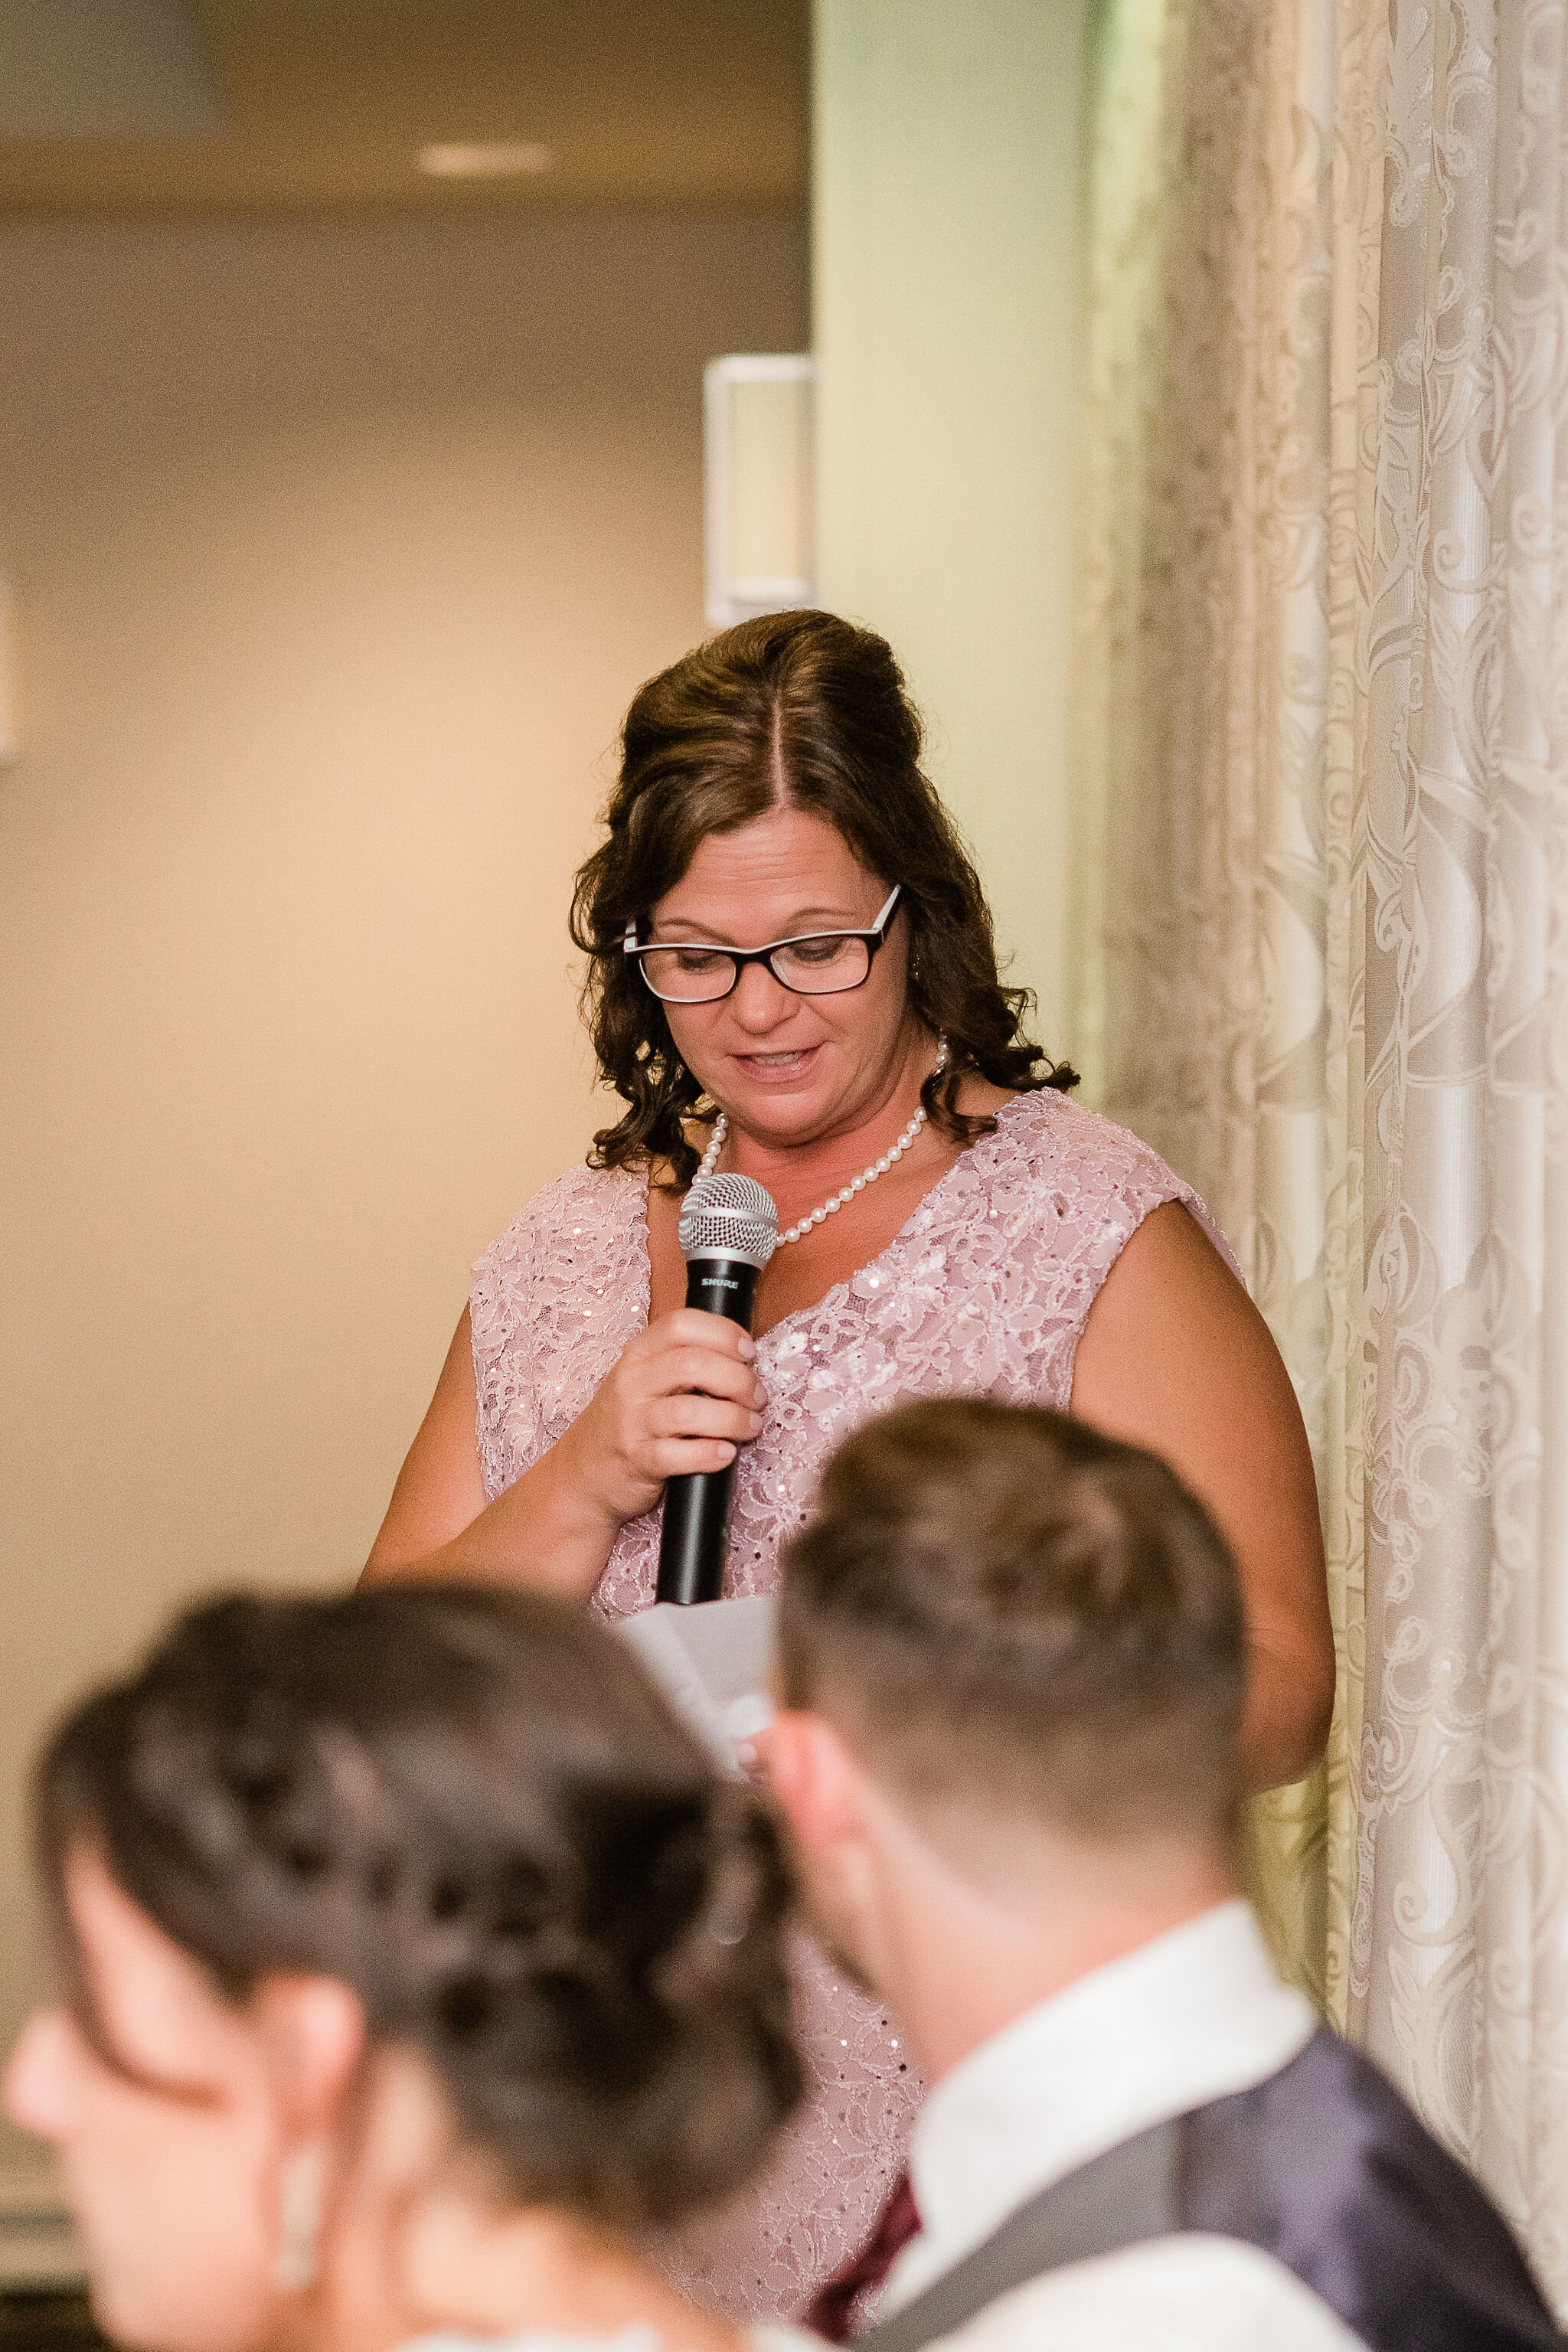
{"left": 813, "top": 0, "right": 1087, "bottom": 1056}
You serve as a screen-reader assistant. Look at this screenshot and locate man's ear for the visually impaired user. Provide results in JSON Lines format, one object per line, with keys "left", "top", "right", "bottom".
{"left": 765, "top": 1708, "right": 868, "bottom": 1857}
{"left": 250, "top": 1975, "right": 366, "bottom": 2137}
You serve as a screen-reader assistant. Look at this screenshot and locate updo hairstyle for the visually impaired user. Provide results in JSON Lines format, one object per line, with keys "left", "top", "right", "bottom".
{"left": 34, "top": 1585, "right": 801, "bottom": 2230}
{"left": 571, "top": 609, "right": 1077, "bottom": 1187}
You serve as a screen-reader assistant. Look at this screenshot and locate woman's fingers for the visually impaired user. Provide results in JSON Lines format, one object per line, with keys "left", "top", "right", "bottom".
{"left": 568, "top": 1310, "right": 770, "bottom": 1529}
{"left": 645, "top": 1392, "right": 763, "bottom": 1444}
{"left": 658, "top": 1308, "right": 759, "bottom": 1361}
{"left": 646, "top": 1435, "right": 741, "bottom": 1478}
{"left": 661, "top": 1344, "right": 767, "bottom": 1406}
{"left": 628, "top": 1315, "right": 767, "bottom": 1408}
{"left": 645, "top": 1316, "right": 763, "bottom": 1394}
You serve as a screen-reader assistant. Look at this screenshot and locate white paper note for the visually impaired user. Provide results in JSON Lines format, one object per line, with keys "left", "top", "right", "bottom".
{"left": 616, "top": 1595, "right": 778, "bottom": 1775}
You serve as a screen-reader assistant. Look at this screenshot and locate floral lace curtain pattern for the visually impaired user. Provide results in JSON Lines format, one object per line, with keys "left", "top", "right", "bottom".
{"left": 1076, "top": 0, "right": 1568, "bottom": 2298}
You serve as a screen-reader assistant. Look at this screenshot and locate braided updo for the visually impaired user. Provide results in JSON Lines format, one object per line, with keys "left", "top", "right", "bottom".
{"left": 34, "top": 1585, "right": 801, "bottom": 2230}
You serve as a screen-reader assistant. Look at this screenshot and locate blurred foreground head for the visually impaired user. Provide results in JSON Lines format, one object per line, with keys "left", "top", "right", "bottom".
{"left": 5, "top": 1585, "right": 799, "bottom": 2352}
{"left": 779, "top": 1397, "right": 1247, "bottom": 1844}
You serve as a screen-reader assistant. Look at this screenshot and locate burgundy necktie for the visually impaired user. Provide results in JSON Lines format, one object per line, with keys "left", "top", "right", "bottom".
{"left": 805, "top": 2169, "right": 922, "bottom": 2342}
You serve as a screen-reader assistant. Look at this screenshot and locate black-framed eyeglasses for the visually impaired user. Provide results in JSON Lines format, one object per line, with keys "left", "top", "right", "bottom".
{"left": 622, "top": 884, "right": 903, "bottom": 1004}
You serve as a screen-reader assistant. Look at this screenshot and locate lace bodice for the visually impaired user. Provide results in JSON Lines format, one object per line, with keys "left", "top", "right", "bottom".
{"left": 470, "top": 1091, "right": 1226, "bottom": 2323}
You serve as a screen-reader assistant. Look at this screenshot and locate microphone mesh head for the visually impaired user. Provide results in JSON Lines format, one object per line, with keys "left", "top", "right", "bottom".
{"left": 678, "top": 1172, "right": 779, "bottom": 1269}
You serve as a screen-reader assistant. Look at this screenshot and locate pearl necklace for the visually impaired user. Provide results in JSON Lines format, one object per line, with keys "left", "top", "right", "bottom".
{"left": 693, "top": 1038, "right": 950, "bottom": 1247}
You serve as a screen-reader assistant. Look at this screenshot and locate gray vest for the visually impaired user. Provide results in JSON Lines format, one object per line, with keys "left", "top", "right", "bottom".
{"left": 860, "top": 2030, "right": 1562, "bottom": 2352}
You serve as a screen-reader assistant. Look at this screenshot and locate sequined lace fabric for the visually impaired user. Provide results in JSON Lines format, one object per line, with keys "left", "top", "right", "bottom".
{"left": 470, "top": 1092, "right": 1226, "bottom": 2324}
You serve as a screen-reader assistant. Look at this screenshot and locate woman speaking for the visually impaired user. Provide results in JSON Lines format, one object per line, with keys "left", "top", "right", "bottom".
{"left": 364, "top": 608, "right": 1334, "bottom": 2319}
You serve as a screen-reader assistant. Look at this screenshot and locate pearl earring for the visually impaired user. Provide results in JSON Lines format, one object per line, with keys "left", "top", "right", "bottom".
{"left": 274, "top": 2142, "right": 326, "bottom": 2294}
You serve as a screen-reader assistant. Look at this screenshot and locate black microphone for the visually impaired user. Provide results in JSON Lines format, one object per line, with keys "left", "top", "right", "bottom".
{"left": 656, "top": 1171, "right": 779, "bottom": 1605}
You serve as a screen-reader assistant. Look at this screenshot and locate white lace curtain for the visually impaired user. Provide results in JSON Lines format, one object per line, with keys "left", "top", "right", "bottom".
{"left": 1076, "top": 0, "right": 1568, "bottom": 2298}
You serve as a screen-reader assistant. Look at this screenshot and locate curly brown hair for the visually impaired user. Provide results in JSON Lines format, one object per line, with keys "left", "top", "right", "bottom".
{"left": 570, "top": 609, "right": 1077, "bottom": 1187}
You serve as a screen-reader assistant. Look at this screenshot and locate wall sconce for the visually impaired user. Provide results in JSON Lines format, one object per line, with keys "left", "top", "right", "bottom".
{"left": 703, "top": 354, "right": 815, "bottom": 629}
{"left": 0, "top": 573, "right": 18, "bottom": 766}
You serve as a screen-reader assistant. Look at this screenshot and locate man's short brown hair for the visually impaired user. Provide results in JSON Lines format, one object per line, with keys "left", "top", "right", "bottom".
{"left": 778, "top": 1400, "right": 1246, "bottom": 1841}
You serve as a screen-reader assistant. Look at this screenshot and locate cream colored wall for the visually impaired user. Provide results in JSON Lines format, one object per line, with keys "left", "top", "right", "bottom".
{"left": 812, "top": 0, "right": 1089, "bottom": 1059}
{"left": 0, "top": 208, "right": 807, "bottom": 2198}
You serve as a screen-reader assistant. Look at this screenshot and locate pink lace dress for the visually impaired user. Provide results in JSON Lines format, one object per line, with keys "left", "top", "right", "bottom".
{"left": 469, "top": 1091, "right": 1227, "bottom": 2324}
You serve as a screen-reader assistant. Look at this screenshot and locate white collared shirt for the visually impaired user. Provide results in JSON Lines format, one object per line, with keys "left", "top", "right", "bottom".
{"left": 880, "top": 1900, "right": 1363, "bottom": 2351}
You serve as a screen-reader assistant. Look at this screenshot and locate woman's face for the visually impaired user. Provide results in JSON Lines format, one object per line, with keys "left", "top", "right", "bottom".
{"left": 649, "top": 805, "right": 920, "bottom": 1149}
{"left": 3, "top": 1851, "right": 288, "bottom": 2352}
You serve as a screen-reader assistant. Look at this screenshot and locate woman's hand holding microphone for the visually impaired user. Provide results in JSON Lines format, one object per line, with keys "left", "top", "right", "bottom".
{"left": 552, "top": 1312, "right": 768, "bottom": 1537}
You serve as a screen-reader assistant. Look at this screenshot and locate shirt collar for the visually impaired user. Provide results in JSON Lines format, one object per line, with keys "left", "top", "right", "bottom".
{"left": 894, "top": 1900, "right": 1316, "bottom": 2303}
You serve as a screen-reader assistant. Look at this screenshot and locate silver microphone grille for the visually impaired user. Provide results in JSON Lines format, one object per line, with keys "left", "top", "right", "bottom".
{"left": 678, "top": 1172, "right": 779, "bottom": 1269}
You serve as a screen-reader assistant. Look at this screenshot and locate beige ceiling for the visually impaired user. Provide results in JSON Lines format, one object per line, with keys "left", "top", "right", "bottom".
{"left": 0, "top": 0, "right": 808, "bottom": 217}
